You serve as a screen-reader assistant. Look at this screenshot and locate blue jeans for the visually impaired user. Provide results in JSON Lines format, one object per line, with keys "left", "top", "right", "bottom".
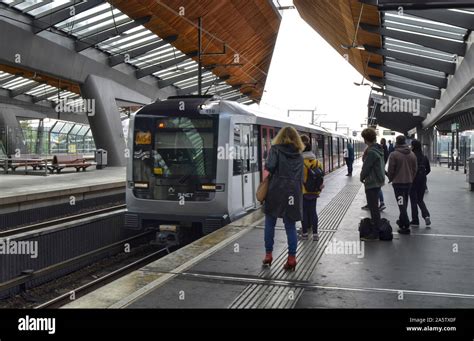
{"left": 302, "top": 198, "right": 318, "bottom": 234}
{"left": 264, "top": 214, "right": 297, "bottom": 256}
{"left": 378, "top": 189, "right": 384, "bottom": 204}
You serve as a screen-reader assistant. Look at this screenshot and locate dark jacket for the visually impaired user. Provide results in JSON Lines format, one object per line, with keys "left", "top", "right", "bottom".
{"left": 413, "top": 151, "right": 431, "bottom": 186}
{"left": 388, "top": 143, "right": 395, "bottom": 154}
{"left": 264, "top": 144, "right": 304, "bottom": 221}
{"left": 345, "top": 143, "right": 354, "bottom": 162}
{"left": 360, "top": 144, "right": 385, "bottom": 189}
{"left": 381, "top": 144, "right": 389, "bottom": 164}
{"left": 387, "top": 145, "right": 417, "bottom": 184}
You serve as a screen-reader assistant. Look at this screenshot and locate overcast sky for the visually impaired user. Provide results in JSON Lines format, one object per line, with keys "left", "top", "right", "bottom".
{"left": 256, "top": 7, "right": 372, "bottom": 134}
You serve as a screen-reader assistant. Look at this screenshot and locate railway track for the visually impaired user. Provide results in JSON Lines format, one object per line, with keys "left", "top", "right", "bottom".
{"left": 0, "top": 204, "right": 166, "bottom": 303}
{"left": 35, "top": 246, "right": 173, "bottom": 309}
{"left": 0, "top": 204, "right": 126, "bottom": 238}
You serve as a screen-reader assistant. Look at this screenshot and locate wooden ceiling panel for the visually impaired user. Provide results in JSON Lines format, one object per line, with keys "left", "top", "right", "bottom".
{"left": 111, "top": 0, "right": 281, "bottom": 101}
{"left": 294, "top": 0, "right": 382, "bottom": 82}
{"left": 0, "top": 64, "right": 80, "bottom": 94}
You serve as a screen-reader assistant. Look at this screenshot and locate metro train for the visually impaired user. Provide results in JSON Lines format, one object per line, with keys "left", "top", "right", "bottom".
{"left": 125, "top": 95, "right": 364, "bottom": 244}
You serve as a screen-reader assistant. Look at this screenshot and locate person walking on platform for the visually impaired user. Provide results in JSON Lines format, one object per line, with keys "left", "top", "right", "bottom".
{"left": 344, "top": 141, "right": 354, "bottom": 176}
{"left": 387, "top": 135, "right": 417, "bottom": 234}
{"left": 359, "top": 128, "right": 385, "bottom": 241}
{"left": 378, "top": 138, "right": 389, "bottom": 211}
{"left": 388, "top": 140, "right": 395, "bottom": 154}
{"left": 262, "top": 126, "right": 304, "bottom": 271}
{"left": 409, "top": 139, "right": 431, "bottom": 228}
{"left": 300, "top": 135, "right": 324, "bottom": 241}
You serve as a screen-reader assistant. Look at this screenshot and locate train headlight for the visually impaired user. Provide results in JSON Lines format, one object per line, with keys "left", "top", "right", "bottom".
{"left": 201, "top": 184, "right": 216, "bottom": 191}
{"left": 134, "top": 182, "right": 149, "bottom": 189}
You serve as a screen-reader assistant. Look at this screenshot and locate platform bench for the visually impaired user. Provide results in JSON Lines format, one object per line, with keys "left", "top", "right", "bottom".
{"left": 48, "top": 154, "right": 92, "bottom": 173}
{"left": 4, "top": 154, "right": 45, "bottom": 171}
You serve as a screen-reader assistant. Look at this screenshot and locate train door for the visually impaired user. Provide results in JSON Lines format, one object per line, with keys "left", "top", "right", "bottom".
{"left": 324, "top": 135, "right": 331, "bottom": 173}
{"left": 316, "top": 134, "right": 324, "bottom": 170}
{"left": 342, "top": 139, "right": 346, "bottom": 166}
{"left": 238, "top": 124, "right": 258, "bottom": 210}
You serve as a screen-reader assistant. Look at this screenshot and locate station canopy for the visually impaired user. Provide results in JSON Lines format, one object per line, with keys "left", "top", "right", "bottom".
{"left": 0, "top": 0, "right": 282, "bottom": 106}
{"left": 294, "top": 0, "right": 474, "bottom": 133}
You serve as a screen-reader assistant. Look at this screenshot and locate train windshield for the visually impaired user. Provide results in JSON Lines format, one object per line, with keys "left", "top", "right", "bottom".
{"left": 152, "top": 117, "right": 216, "bottom": 177}
{"left": 132, "top": 115, "right": 218, "bottom": 201}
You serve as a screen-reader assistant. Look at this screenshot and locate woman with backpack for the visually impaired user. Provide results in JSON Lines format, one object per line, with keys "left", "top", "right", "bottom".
{"left": 300, "top": 135, "right": 324, "bottom": 241}
{"left": 262, "top": 126, "right": 305, "bottom": 271}
{"left": 409, "top": 139, "right": 431, "bottom": 227}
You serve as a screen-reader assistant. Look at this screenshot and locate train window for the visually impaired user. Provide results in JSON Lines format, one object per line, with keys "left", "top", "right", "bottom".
{"left": 324, "top": 136, "right": 331, "bottom": 173}
{"left": 333, "top": 137, "right": 339, "bottom": 168}
{"left": 233, "top": 124, "right": 258, "bottom": 176}
{"left": 153, "top": 118, "right": 216, "bottom": 178}
{"left": 262, "top": 128, "right": 268, "bottom": 160}
{"left": 233, "top": 125, "right": 243, "bottom": 175}
{"left": 132, "top": 115, "right": 219, "bottom": 201}
{"left": 251, "top": 125, "right": 260, "bottom": 173}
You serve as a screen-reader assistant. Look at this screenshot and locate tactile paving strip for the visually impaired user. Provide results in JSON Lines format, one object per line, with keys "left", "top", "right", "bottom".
{"left": 229, "top": 183, "right": 362, "bottom": 309}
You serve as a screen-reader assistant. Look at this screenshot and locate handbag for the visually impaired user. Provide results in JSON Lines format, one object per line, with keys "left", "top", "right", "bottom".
{"left": 256, "top": 176, "right": 270, "bottom": 202}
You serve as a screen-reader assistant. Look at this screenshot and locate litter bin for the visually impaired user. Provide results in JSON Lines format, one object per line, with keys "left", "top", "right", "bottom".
{"left": 469, "top": 156, "right": 474, "bottom": 191}
{"left": 95, "top": 149, "right": 107, "bottom": 169}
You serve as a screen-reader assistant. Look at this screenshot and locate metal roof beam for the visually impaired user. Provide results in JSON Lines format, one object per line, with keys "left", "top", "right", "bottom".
{"left": 136, "top": 52, "right": 197, "bottom": 79}
{"left": 108, "top": 36, "right": 178, "bottom": 67}
{"left": 382, "top": 78, "right": 441, "bottom": 99}
{"left": 33, "top": 89, "right": 65, "bottom": 103}
{"left": 384, "top": 89, "right": 436, "bottom": 108}
{"left": 370, "top": 63, "right": 448, "bottom": 88}
{"left": 10, "top": 82, "right": 42, "bottom": 97}
{"left": 75, "top": 16, "right": 151, "bottom": 52}
{"left": 361, "top": 23, "right": 466, "bottom": 56}
{"left": 0, "top": 74, "right": 18, "bottom": 85}
{"left": 33, "top": 0, "right": 105, "bottom": 34}
{"left": 365, "top": 45, "right": 455, "bottom": 74}
{"left": 405, "top": 9, "right": 474, "bottom": 30}
{"left": 382, "top": 20, "right": 465, "bottom": 41}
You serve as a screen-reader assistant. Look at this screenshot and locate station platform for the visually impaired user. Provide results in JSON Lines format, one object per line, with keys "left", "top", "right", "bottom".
{"left": 0, "top": 167, "right": 125, "bottom": 207}
{"left": 65, "top": 163, "right": 474, "bottom": 309}
{"left": 0, "top": 167, "right": 125, "bottom": 224}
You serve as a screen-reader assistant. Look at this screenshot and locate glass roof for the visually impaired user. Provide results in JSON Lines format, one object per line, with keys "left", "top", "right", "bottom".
{"left": 0, "top": 0, "right": 250, "bottom": 104}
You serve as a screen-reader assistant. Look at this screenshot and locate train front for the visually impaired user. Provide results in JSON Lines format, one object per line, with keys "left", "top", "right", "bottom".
{"left": 124, "top": 96, "right": 229, "bottom": 245}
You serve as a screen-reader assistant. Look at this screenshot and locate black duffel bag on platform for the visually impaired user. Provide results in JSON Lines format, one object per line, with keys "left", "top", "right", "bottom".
{"left": 359, "top": 218, "right": 375, "bottom": 239}
{"left": 379, "top": 218, "right": 393, "bottom": 241}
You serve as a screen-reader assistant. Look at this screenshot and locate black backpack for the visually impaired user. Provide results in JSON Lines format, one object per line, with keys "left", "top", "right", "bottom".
{"left": 359, "top": 217, "right": 393, "bottom": 241}
{"left": 304, "top": 162, "right": 324, "bottom": 193}
{"left": 359, "top": 218, "right": 374, "bottom": 239}
{"left": 379, "top": 218, "right": 393, "bottom": 241}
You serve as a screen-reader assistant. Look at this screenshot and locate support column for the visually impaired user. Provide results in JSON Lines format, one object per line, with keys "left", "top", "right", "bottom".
{"left": 80, "top": 75, "right": 153, "bottom": 167}
{"left": 0, "top": 106, "right": 26, "bottom": 156}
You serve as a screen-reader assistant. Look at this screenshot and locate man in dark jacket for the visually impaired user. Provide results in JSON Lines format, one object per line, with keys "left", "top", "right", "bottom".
{"left": 360, "top": 128, "right": 385, "bottom": 240}
{"left": 388, "top": 140, "right": 395, "bottom": 154}
{"left": 344, "top": 142, "right": 355, "bottom": 176}
{"left": 387, "top": 135, "right": 417, "bottom": 234}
